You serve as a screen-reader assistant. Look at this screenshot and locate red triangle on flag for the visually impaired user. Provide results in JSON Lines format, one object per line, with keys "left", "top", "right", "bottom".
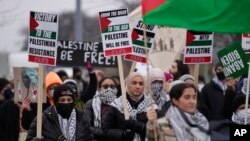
{"left": 131, "top": 29, "right": 139, "bottom": 41}
{"left": 100, "top": 17, "right": 111, "bottom": 32}
{"left": 142, "top": 0, "right": 166, "bottom": 16}
{"left": 30, "top": 16, "right": 39, "bottom": 32}
{"left": 186, "top": 31, "right": 196, "bottom": 46}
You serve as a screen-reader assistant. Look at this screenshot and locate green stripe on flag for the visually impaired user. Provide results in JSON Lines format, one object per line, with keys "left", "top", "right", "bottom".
{"left": 102, "top": 24, "right": 130, "bottom": 33}
{"left": 133, "top": 40, "right": 152, "bottom": 48}
{"left": 30, "top": 29, "right": 57, "bottom": 40}
{"left": 189, "top": 40, "right": 212, "bottom": 46}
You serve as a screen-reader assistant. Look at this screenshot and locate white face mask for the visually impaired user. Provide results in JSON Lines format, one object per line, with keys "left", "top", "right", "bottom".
{"left": 232, "top": 108, "right": 250, "bottom": 125}
{"left": 198, "top": 83, "right": 205, "bottom": 92}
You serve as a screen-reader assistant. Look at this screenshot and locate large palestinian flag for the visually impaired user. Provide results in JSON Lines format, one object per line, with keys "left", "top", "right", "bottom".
{"left": 142, "top": 0, "right": 250, "bottom": 33}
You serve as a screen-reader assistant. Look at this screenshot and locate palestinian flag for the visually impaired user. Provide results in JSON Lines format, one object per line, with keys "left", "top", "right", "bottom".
{"left": 186, "top": 31, "right": 213, "bottom": 46}
{"left": 132, "top": 28, "right": 155, "bottom": 48}
{"left": 142, "top": 0, "right": 250, "bottom": 33}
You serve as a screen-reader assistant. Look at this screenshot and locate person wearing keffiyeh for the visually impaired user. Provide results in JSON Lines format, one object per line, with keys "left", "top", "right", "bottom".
{"left": 26, "top": 84, "right": 91, "bottom": 141}
{"left": 102, "top": 72, "right": 156, "bottom": 141}
{"left": 146, "top": 83, "right": 210, "bottom": 141}
{"left": 78, "top": 77, "right": 119, "bottom": 141}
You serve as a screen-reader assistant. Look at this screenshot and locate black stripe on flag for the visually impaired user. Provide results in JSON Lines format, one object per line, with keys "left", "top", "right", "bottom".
{"left": 134, "top": 29, "right": 155, "bottom": 38}
{"left": 189, "top": 30, "right": 212, "bottom": 35}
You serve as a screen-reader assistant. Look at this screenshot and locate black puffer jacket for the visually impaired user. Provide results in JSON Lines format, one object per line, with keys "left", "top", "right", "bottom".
{"left": 102, "top": 95, "right": 148, "bottom": 141}
{"left": 78, "top": 99, "right": 112, "bottom": 141}
{"left": 26, "top": 106, "right": 91, "bottom": 141}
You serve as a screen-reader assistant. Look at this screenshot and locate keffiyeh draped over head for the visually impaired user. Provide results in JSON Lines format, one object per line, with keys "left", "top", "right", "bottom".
{"left": 92, "top": 88, "right": 117, "bottom": 127}
{"left": 166, "top": 105, "right": 210, "bottom": 141}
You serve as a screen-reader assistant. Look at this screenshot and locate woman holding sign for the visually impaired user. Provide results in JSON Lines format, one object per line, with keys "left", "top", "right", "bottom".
{"left": 102, "top": 72, "right": 155, "bottom": 141}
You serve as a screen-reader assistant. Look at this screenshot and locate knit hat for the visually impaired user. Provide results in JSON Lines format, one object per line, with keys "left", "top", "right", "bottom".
{"left": 232, "top": 93, "right": 250, "bottom": 112}
{"left": 63, "top": 79, "right": 77, "bottom": 93}
{"left": 148, "top": 68, "right": 165, "bottom": 84}
{"left": 0, "top": 78, "right": 9, "bottom": 92}
{"left": 179, "top": 74, "right": 195, "bottom": 82}
{"left": 53, "top": 84, "right": 74, "bottom": 104}
{"left": 164, "top": 72, "right": 174, "bottom": 82}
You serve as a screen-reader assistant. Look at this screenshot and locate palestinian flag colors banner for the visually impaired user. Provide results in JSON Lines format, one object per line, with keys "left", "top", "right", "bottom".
{"left": 217, "top": 43, "right": 248, "bottom": 78}
{"left": 142, "top": 0, "right": 250, "bottom": 33}
{"left": 99, "top": 9, "right": 133, "bottom": 56}
{"left": 184, "top": 30, "right": 213, "bottom": 64}
{"left": 124, "top": 20, "right": 157, "bottom": 63}
{"left": 241, "top": 33, "right": 250, "bottom": 54}
{"left": 28, "top": 11, "right": 58, "bottom": 66}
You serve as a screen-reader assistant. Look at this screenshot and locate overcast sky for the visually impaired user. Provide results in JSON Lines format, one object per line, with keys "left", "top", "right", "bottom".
{"left": 0, "top": 0, "right": 137, "bottom": 52}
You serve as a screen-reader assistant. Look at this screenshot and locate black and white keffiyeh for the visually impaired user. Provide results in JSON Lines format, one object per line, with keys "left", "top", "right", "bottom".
{"left": 93, "top": 88, "right": 117, "bottom": 127}
{"left": 166, "top": 105, "right": 210, "bottom": 141}
{"left": 232, "top": 108, "right": 250, "bottom": 125}
{"left": 151, "top": 83, "right": 167, "bottom": 110}
{"left": 57, "top": 108, "right": 77, "bottom": 141}
{"left": 111, "top": 94, "right": 155, "bottom": 141}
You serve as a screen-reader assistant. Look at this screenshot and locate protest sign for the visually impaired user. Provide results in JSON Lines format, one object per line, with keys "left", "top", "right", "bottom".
{"left": 99, "top": 9, "right": 132, "bottom": 56}
{"left": 217, "top": 43, "right": 248, "bottom": 78}
{"left": 13, "top": 67, "right": 46, "bottom": 103}
{"left": 28, "top": 11, "right": 58, "bottom": 65}
{"left": 124, "top": 19, "right": 157, "bottom": 63}
{"left": 184, "top": 30, "right": 213, "bottom": 64}
{"left": 56, "top": 41, "right": 117, "bottom": 67}
{"left": 242, "top": 33, "right": 250, "bottom": 53}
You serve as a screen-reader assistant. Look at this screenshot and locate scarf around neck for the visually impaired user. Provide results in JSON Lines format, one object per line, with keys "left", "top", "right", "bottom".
{"left": 166, "top": 105, "right": 210, "bottom": 141}
{"left": 57, "top": 108, "right": 77, "bottom": 141}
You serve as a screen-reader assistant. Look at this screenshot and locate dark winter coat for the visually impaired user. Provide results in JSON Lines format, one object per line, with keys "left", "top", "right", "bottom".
{"left": 0, "top": 99, "right": 20, "bottom": 141}
{"left": 25, "top": 106, "right": 90, "bottom": 141}
{"left": 200, "top": 80, "right": 225, "bottom": 121}
{"left": 157, "top": 101, "right": 171, "bottom": 118}
{"left": 78, "top": 99, "right": 112, "bottom": 141}
{"left": 22, "top": 102, "right": 50, "bottom": 130}
{"left": 80, "top": 72, "right": 98, "bottom": 103}
{"left": 102, "top": 95, "right": 148, "bottom": 141}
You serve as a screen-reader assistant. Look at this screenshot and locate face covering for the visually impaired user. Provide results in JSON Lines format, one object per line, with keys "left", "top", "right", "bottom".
{"left": 216, "top": 71, "right": 226, "bottom": 81}
{"left": 56, "top": 103, "right": 74, "bottom": 119}
{"left": 99, "top": 87, "right": 117, "bottom": 104}
{"left": 151, "top": 83, "right": 163, "bottom": 100}
{"left": 232, "top": 108, "right": 250, "bottom": 125}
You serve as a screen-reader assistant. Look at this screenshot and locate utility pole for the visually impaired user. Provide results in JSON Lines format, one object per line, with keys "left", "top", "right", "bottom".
{"left": 74, "top": 0, "right": 83, "bottom": 41}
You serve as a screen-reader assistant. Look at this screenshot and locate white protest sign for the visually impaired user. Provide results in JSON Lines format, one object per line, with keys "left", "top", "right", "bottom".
{"left": 184, "top": 30, "right": 213, "bottom": 64}
{"left": 28, "top": 11, "right": 58, "bottom": 66}
{"left": 124, "top": 19, "right": 157, "bottom": 63}
{"left": 99, "top": 9, "right": 133, "bottom": 56}
{"left": 242, "top": 33, "right": 250, "bottom": 54}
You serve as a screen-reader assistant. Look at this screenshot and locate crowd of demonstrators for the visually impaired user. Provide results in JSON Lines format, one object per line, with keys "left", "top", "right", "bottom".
{"left": 56, "top": 70, "right": 69, "bottom": 82}
{"left": 147, "top": 83, "right": 210, "bottom": 141}
{"left": 0, "top": 78, "right": 20, "bottom": 141}
{"left": 78, "top": 77, "right": 118, "bottom": 140}
{"left": 21, "top": 72, "right": 63, "bottom": 130}
{"left": 102, "top": 72, "right": 156, "bottom": 141}
{"left": 26, "top": 84, "right": 91, "bottom": 141}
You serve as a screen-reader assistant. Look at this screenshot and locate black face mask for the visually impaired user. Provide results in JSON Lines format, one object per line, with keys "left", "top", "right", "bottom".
{"left": 216, "top": 71, "right": 226, "bottom": 81}
{"left": 55, "top": 103, "right": 74, "bottom": 119}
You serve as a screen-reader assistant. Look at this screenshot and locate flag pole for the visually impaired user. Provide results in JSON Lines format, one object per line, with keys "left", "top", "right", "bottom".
{"left": 130, "top": 61, "right": 137, "bottom": 74}
{"left": 244, "top": 62, "right": 250, "bottom": 125}
{"left": 194, "top": 64, "right": 200, "bottom": 86}
{"left": 117, "top": 55, "right": 129, "bottom": 120}
{"left": 36, "top": 64, "right": 44, "bottom": 138}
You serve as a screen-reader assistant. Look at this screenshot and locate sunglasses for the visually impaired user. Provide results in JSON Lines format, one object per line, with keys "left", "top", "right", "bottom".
{"left": 101, "top": 84, "right": 116, "bottom": 89}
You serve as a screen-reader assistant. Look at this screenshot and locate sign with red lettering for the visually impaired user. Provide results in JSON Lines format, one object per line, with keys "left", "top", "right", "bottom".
{"left": 99, "top": 9, "right": 132, "bottom": 56}
{"left": 184, "top": 30, "right": 213, "bottom": 64}
{"left": 28, "top": 11, "right": 58, "bottom": 66}
{"left": 124, "top": 19, "right": 157, "bottom": 63}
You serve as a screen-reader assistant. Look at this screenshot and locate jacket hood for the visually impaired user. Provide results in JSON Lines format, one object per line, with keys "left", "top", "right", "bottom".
{"left": 45, "top": 72, "right": 62, "bottom": 105}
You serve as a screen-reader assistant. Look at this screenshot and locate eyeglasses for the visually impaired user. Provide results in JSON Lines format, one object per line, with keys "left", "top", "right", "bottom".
{"left": 101, "top": 84, "right": 116, "bottom": 89}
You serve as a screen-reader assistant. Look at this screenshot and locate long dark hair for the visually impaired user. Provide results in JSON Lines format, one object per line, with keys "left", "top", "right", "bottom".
{"left": 175, "top": 60, "right": 190, "bottom": 80}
